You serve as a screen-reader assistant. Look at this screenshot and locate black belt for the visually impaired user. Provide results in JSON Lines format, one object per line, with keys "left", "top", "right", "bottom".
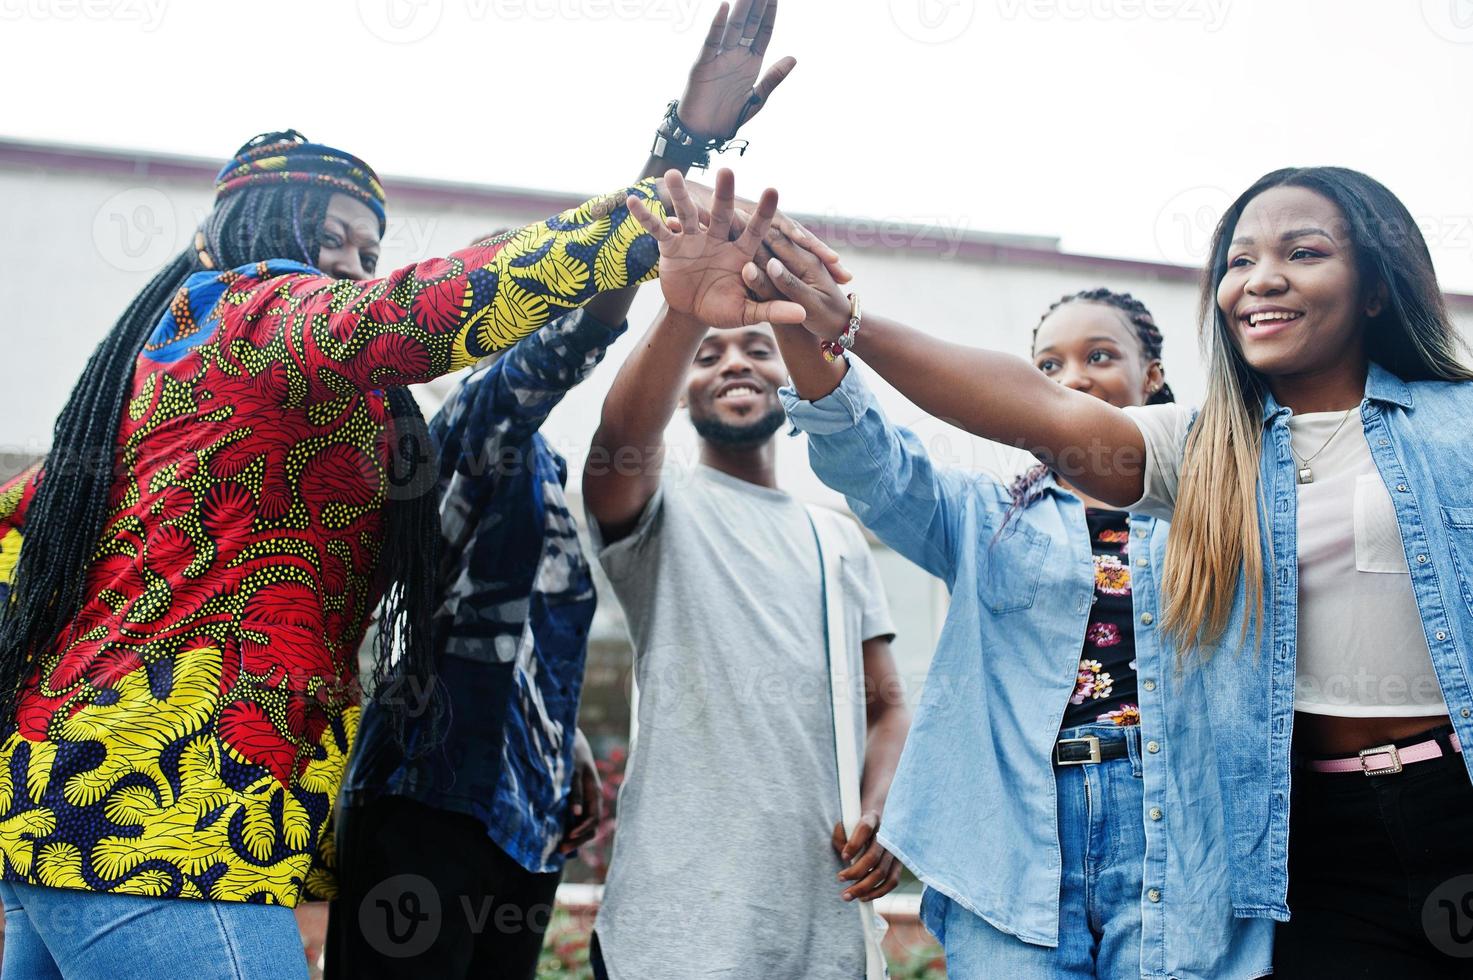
{"left": 1054, "top": 735, "right": 1130, "bottom": 766}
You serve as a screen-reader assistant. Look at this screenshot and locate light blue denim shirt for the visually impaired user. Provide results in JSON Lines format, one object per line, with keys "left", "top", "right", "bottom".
{"left": 780, "top": 363, "right": 1273, "bottom": 980}
{"left": 1129, "top": 362, "right": 1473, "bottom": 923}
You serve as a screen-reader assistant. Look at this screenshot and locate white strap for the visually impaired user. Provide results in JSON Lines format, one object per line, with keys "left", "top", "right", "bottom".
{"left": 807, "top": 504, "right": 888, "bottom": 980}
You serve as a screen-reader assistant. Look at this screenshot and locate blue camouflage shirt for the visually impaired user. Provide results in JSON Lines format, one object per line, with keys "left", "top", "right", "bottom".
{"left": 343, "top": 308, "right": 624, "bottom": 872}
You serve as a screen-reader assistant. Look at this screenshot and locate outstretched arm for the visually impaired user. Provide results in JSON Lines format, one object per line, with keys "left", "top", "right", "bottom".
{"left": 748, "top": 233, "right": 1148, "bottom": 507}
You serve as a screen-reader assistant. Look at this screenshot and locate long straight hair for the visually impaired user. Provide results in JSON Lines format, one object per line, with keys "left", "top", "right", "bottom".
{"left": 1163, "top": 167, "right": 1473, "bottom": 652}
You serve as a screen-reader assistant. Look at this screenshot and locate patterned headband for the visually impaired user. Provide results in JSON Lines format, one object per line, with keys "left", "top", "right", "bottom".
{"left": 214, "top": 131, "right": 386, "bottom": 223}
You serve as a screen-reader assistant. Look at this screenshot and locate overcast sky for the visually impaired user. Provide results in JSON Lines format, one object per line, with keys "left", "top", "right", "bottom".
{"left": 4, "top": 0, "right": 1473, "bottom": 288}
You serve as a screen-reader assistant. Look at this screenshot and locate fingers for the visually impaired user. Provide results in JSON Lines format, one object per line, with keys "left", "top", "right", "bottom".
{"left": 664, "top": 170, "right": 702, "bottom": 234}
{"left": 831, "top": 820, "right": 847, "bottom": 855}
{"left": 742, "top": 258, "right": 780, "bottom": 301}
{"left": 723, "top": 0, "right": 755, "bottom": 48}
{"left": 700, "top": 1, "right": 728, "bottom": 55}
{"left": 738, "top": 0, "right": 767, "bottom": 42}
{"left": 841, "top": 813, "right": 878, "bottom": 862}
{"left": 733, "top": 187, "right": 780, "bottom": 255}
{"left": 705, "top": 169, "right": 736, "bottom": 244}
{"left": 846, "top": 852, "right": 901, "bottom": 903}
{"left": 752, "top": 0, "right": 779, "bottom": 55}
{"left": 746, "top": 297, "right": 807, "bottom": 326}
{"left": 763, "top": 257, "right": 824, "bottom": 312}
{"left": 753, "top": 56, "right": 796, "bottom": 105}
{"left": 765, "top": 227, "right": 825, "bottom": 283}
{"left": 628, "top": 195, "right": 675, "bottom": 243}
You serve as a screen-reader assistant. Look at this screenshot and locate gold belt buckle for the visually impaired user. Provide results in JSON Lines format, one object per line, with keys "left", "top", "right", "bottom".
{"left": 1359, "top": 743, "right": 1403, "bottom": 776}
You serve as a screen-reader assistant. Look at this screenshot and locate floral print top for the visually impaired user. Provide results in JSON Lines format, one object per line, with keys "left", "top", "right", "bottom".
{"left": 1061, "top": 509, "right": 1140, "bottom": 728}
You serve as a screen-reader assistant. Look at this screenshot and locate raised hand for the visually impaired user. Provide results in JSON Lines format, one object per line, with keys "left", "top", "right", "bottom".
{"left": 680, "top": 0, "right": 796, "bottom": 138}
{"left": 630, "top": 169, "right": 806, "bottom": 328}
{"left": 742, "top": 227, "right": 853, "bottom": 338}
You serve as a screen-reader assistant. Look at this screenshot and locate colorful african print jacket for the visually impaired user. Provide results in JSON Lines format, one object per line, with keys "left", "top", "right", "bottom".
{"left": 345, "top": 307, "right": 624, "bottom": 873}
{"left": 0, "top": 181, "right": 662, "bottom": 906}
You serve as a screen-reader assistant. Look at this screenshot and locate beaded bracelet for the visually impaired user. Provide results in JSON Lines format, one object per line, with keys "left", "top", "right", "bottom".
{"left": 820, "top": 293, "right": 862, "bottom": 363}
{"left": 649, "top": 100, "right": 751, "bottom": 171}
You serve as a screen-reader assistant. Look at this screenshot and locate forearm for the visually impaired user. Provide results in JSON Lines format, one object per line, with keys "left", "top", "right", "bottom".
{"left": 850, "top": 314, "right": 1147, "bottom": 505}
{"left": 773, "top": 323, "right": 846, "bottom": 401}
{"left": 860, "top": 705, "right": 910, "bottom": 817}
{"left": 584, "top": 306, "right": 706, "bottom": 534}
{"left": 580, "top": 153, "right": 694, "bottom": 327}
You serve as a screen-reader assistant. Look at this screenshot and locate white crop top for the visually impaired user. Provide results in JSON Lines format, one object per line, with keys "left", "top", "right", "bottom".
{"left": 1124, "top": 402, "right": 1447, "bottom": 718}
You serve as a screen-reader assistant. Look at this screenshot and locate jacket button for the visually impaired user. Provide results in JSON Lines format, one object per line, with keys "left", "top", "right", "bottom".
{"left": 1463, "top": 708, "right": 1471, "bottom": 719}
{"left": 1417, "top": 555, "right": 1429, "bottom": 564}
{"left": 1149, "top": 807, "right": 1163, "bottom": 821}
{"left": 1379, "top": 439, "right": 1389, "bottom": 447}
{"left": 1436, "top": 631, "right": 1447, "bottom": 642}
{"left": 1136, "top": 557, "right": 1148, "bottom": 568}
{"left": 1142, "top": 679, "right": 1157, "bottom": 692}
{"left": 1140, "top": 613, "right": 1154, "bottom": 626}
{"left": 1146, "top": 741, "right": 1160, "bottom": 754}
{"left": 1135, "top": 528, "right": 1148, "bottom": 539}
{"left": 1148, "top": 888, "right": 1162, "bottom": 903}
{"left": 1397, "top": 484, "right": 1408, "bottom": 492}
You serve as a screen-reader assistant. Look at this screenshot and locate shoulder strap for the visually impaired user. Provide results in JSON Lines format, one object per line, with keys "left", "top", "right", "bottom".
{"left": 806, "top": 504, "right": 888, "bottom": 980}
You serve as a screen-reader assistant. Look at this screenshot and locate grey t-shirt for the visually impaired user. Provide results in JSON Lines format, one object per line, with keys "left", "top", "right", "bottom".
{"left": 590, "top": 465, "right": 895, "bottom": 980}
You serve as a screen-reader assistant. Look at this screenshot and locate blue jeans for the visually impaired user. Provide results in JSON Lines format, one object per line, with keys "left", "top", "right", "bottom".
{"left": 921, "top": 723, "right": 1146, "bottom": 979}
{"left": 0, "top": 881, "right": 307, "bottom": 980}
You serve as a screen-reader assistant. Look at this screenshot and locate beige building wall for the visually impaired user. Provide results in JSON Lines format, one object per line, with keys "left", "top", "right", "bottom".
{"left": 4, "top": 138, "right": 1472, "bottom": 717}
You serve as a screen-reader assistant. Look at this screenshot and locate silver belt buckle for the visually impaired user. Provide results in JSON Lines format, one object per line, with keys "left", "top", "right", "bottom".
{"left": 1359, "top": 743, "right": 1403, "bottom": 776}
{"left": 1056, "top": 735, "right": 1102, "bottom": 766}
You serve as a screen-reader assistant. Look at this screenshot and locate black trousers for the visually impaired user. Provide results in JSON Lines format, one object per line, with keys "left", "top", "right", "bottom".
{"left": 1275, "top": 728, "right": 1473, "bottom": 978}
{"left": 326, "top": 795, "right": 563, "bottom": 980}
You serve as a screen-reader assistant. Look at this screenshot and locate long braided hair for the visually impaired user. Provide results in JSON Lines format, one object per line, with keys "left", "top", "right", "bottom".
{"left": 1006, "top": 288, "right": 1175, "bottom": 515}
{"left": 0, "top": 133, "right": 441, "bottom": 739}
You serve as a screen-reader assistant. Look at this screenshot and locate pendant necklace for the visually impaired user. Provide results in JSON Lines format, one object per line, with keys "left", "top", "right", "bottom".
{"left": 1291, "top": 409, "right": 1354, "bottom": 485}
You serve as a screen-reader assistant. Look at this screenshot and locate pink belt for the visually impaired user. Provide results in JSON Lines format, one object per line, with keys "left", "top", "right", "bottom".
{"left": 1308, "top": 731, "right": 1463, "bottom": 776}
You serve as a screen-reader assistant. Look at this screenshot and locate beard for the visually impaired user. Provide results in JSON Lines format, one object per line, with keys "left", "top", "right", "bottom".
{"left": 690, "top": 405, "right": 787, "bottom": 448}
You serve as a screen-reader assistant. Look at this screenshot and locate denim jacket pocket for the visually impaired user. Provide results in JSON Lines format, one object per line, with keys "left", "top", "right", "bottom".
{"left": 977, "top": 521, "right": 1051, "bottom": 614}
{"left": 1441, "top": 506, "right": 1473, "bottom": 621}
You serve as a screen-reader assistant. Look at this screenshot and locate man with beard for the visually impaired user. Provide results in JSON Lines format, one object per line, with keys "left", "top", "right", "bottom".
{"left": 581, "top": 308, "right": 912, "bottom": 979}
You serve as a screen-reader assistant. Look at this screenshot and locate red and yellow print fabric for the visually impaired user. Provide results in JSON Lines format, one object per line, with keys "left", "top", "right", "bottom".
{"left": 0, "top": 182, "right": 662, "bottom": 906}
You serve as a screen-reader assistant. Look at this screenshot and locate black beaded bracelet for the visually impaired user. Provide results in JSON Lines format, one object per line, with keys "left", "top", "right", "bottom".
{"left": 649, "top": 100, "right": 751, "bottom": 171}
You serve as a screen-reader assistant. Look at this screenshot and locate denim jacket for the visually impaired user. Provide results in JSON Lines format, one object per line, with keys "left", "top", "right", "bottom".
{"left": 780, "top": 364, "right": 1273, "bottom": 980}
{"left": 1133, "top": 363, "right": 1473, "bottom": 922}
{"left": 345, "top": 309, "right": 624, "bottom": 873}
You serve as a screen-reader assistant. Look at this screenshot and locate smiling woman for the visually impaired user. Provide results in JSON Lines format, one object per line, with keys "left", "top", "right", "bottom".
{"left": 754, "top": 163, "right": 1473, "bottom": 978}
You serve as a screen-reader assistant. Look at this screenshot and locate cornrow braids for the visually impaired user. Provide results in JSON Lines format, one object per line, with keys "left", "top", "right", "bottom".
{"left": 0, "top": 152, "right": 443, "bottom": 743}
{"left": 1005, "top": 288, "right": 1175, "bottom": 520}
